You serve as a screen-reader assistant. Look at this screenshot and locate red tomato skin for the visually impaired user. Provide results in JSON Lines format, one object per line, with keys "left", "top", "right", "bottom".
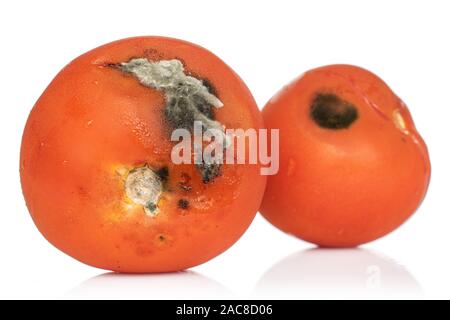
{"left": 261, "top": 65, "right": 430, "bottom": 247}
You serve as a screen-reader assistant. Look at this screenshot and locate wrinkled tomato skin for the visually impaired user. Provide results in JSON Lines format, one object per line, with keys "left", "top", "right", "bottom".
{"left": 261, "top": 65, "right": 430, "bottom": 247}
{"left": 20, "top": 37, "right": 266, "bottom": 272}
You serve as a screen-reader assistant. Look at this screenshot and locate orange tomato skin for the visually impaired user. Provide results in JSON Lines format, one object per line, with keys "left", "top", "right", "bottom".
{"left": 261, "top": 65, "right": 430, "bottom": 247}
{"left": 20, "top": 37, "right": 266, "bottom": 272}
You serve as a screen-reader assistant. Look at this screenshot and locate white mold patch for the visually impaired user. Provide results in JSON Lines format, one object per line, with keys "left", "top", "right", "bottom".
{"left": 125, "top": 166, "right": 163, "bottom": 216}
{"left": 120, "top": 58, "right": 223, "bottom": 108}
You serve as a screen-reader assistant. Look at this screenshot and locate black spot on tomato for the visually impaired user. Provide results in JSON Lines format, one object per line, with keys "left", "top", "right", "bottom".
{"left": 310, "top": 93, "right": 358, "bottom": 129}
{"left": 156, "top": 166, "right": 169, "bottom": 182}
{"left": 178, "top": 199, "right": 189, "bottom": 209}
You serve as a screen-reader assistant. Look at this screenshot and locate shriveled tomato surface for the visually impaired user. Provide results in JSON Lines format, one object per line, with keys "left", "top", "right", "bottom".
{"left": 20, "top": 37, "right": 266, "bottom": 272}
{"left": 261, "top": 65, "right": 430, "bottom": 247}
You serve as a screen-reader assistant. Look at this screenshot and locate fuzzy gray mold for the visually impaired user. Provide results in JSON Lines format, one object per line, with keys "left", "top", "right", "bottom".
{"left": 119, "top": 58, "right": 227, "bottom": 183}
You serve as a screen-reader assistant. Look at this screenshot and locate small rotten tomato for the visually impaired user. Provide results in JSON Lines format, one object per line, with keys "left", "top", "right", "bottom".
{"left": 20, "top": 37, "right": 266, "bottom": 272}
{"left": 261, "top": 65, "right": 430, "bottom": 247}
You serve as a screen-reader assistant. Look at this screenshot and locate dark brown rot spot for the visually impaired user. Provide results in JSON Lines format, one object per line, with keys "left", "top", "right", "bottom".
{"left": 105, "top": 62, "right": 120, "bottom": 69}
{"left": 158, "top": 235, "right": 166, "bottom": 241}
{"left": 310, "top": 93, "right": 358, "bottom": 129}
{"left": 178, "top": 199, "right": 189, "bottom": 209}
{"left": 200, "top": 77, "right": 218, "bottom": 98}
{"left": 156, "top": 166, "right": 169, "bottom": 182}
{"left": 197, "top": 162, "right": 221, "bottom": 184}
{"left": 179, "top": 172, "right": 192, "bottom": 191}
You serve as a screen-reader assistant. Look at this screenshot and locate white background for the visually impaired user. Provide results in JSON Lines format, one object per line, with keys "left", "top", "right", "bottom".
{"left": 1, "top": 0, "right": 449, "bottom": 300}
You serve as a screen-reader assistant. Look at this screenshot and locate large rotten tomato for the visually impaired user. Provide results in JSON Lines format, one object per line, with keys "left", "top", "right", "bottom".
{"left": 20, "top": 37, "right": 266, "bottom": 272}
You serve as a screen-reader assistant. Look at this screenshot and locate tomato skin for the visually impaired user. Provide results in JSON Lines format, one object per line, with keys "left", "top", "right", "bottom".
{"left": 20, "top": 37, "right": 266, "bottom": 272}
{"left": 261, "top": 65, "right": 430, "bottom": 247}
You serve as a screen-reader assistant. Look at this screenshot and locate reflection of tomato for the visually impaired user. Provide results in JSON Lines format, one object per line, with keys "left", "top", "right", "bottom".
{"left": 261, "top": 65, "right": 431, "bottom": 247}
{"left": 20, "top": 36, "right": 266, "bottom": 272}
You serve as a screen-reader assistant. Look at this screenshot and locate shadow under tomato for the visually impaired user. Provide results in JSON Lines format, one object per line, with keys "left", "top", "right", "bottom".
{"left": 253, "top": 248, "right": 421, "bottom": 299}
{"left": 66, "top": 270, "right": 234, "bottom": 299}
